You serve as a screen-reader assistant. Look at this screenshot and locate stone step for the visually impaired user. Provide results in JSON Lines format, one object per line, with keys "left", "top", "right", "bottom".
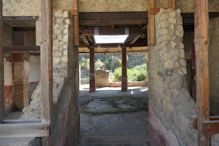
{"left": 0, "top": 138, "right": 41, "bottom": 146}
{"left": 79, "top": 135, "right": 149, "bottom": 146}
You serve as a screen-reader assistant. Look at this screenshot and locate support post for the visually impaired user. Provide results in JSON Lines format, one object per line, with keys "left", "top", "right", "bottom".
{"left": 89, "top": 47, "right": 96, "bottom": 92}
{"left": 0, "top": 0, "right": 3, "bottom": 122}
{"left": 122, "top": 47, "right": 128, "bottom": 91}
{"left": 148, "top": 0, "right": 155, "bottom": 45}
{"left": 73, "top": 0, "right": 79, "bottom": 46}
{"left": 104, "top": 53, "right": 106, "bottom": 70}
{"left": 169, "top": 0, "right": 175, "bottom": 9}
{"left": 194, "top": 0, "right": 210, "bottom": 145}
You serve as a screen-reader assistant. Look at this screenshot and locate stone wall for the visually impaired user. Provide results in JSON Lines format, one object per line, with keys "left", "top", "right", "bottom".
{"left": 22, "top": 10, "right": 79, "bottom": 145}
{"left": 148, "top": 9, "right": 197, "bottom": 145}
{"left": 96, "top": 70, "right": 110, "bottom": 87}
{"left": 2, "top": 0, "right": 219, "bottom": 16}
{"left": 3, "top": 0, "right": 40, "bottom": 16}
{"left": 209, "top": 17, "right": 219, "bottom": 116}
{"left": 22, "top": 10, "right": 72, "bottom": 118}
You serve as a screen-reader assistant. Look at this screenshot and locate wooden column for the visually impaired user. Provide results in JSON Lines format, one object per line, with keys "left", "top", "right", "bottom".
{"left": 0, "top": 0, "right": 3, "bottom": 122}
{"left": 104, "top": 53, "right": 106, "bottom": 70}
{"left": 148, "top": 0, "right": 155, "bottom": 45}
{"left": 169, "top": 0, "right": 175, "bottom": 9}
{"left": 194, "top": 0, "right": 210, "bottom": 145}
{"left": 89, "top": 47, "right": 96, "bottom": 92}
{"left": 40, "top": 0, "right": 53, "bottom": 122}
{"left": 122, "top": 47, "right": 128, "bottom": 91}
{"left": 73, "top": 0, "right": 79, "bottom": 46}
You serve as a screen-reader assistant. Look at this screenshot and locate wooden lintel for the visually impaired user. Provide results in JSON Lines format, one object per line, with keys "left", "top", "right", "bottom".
{"left": 0, "top": 122, "right": 49, "bottom": 138}
{"left": 80, "top": 27, "right": 146, "bottom": 36}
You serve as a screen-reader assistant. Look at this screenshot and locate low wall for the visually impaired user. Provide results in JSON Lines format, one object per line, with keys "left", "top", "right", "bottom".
{"left": 96, "top": 70, "right": 109, "bottom": 87}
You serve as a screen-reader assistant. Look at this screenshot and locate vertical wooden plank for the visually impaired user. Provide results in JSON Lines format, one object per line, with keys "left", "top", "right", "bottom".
{"left": 0, "top": 0, "right": 3, "bottom": 122}
{"left": 89, "top": 47, "right": 96, "bottom": 92}
{"left": 169, "top": 0, "right": 175, "bottom": 9}
{"left": 40, "top": 0, "right": 53, "bottom": 122}
{"left": 148, "top": 0, "right": 155, "bottom": 45}
{"left": 73, "top": 0, "right": 79, "bottom": 46}
{"left": 122, "top": 48, "right": 127, "bottom": 91}
{"left": 194, "top": 0, "right": 210, "bottom": 145}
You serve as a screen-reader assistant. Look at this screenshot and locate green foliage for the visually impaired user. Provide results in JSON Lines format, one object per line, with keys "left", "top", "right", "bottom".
{"left": 95, "top": 59, "right": 105, "bottom": 70}
{"left": 106, "top": 56, "right": 122, "bottom": 71}
{"left": 114, "top": 64, "right": 147, "bottom": 82}
{"left": 80, "top": 57, "right": 90, "bottom": 70}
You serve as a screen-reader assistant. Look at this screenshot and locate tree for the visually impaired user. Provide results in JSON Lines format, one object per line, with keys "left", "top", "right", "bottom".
{"left": 95, "top": 59, "right": 105, "bottom": 70}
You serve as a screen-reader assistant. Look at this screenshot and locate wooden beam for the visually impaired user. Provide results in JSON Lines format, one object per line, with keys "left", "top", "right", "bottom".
{"left": 2, "top": 16, "right": 39, "bottom": 22}
{"left": 0, "top": 122, "right": 49, "bottom": 138}
{"left": 193, "top": 116, "right": 219, "bottom": 129}
{"left": 80, "top": 36, "right": 89, "bottom": 45}
{"left": 148, "top": 0, "right": 155, "bottom": 45}
{"left": 79, "top": 12, "right": 147, "bottom": 20}
{"left": 194, "top": 0, "right": 210, "bottom": 145}
{"left": 203, "top": 121, "right": 219, "bottom": 136}
{"left": 80, "top": 27, "right": 146, "bottom": 36}
{"left": 40, "top": 0, "right": 53, "bottom": 123}
{"left": 79, "top": 47, "right": 148, "bottom": 54}
{"left": 0, "top": 0, "right": 3, "bottom": 123}
{"left": 3, "top": 46, "right": 40, "bottom": 53}
{"left": 130, "top": 35, "right": 142, "bottom": 45}
{"left": 80, "top": 19, "right": 147, "bottom": 27}
{"left": 169, "top": 0, "right": 175, "bottom": 9}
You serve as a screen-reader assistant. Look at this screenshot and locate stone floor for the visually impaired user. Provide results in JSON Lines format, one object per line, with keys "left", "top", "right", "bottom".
{"left": 79, "top": 85, "right": 149, "bottom": 146}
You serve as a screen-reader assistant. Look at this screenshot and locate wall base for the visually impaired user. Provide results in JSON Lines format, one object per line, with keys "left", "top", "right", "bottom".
{"left": 148, "top": 104, "right": 179, "bottom": 146}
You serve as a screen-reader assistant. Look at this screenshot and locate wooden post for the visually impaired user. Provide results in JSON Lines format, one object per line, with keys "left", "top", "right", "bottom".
{"left": 194, "top": 0, "right": 210, "bottom": 145}
{"left": 122, "top": 48, "right": 128, "bottom": 91}
{"left": 104, "top": 53, "right": 106, "bottom": 70}
{"left": 40, "top": 0, "right": 53, "bottom": 122}
{"left": 0, "top": 0, "right": 3, "bottom": 122}
{"left": 148, "top": 0, "right": 155, "bottom": 45}
{"left": 89, "top": 47, "right": 96, "bottom": 92}
{"left": 73, "top": 0, "right": 79, "bottom": 46}
{"left": 169, "top": 0, "right": 175, "bottom": 9}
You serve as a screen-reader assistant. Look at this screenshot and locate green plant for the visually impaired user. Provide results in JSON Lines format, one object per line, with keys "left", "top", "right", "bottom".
{"left": 113, "top": 64, "right": 147, "bottom": 82}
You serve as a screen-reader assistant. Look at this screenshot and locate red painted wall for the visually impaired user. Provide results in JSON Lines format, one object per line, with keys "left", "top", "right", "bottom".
{"left": 148, "top": 104, "right": 179, "bottom": 146}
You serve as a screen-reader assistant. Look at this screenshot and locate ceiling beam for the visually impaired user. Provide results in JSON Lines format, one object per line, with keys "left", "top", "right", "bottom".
{"left": 80, "top": 26, "right": 146, "bottom": 36}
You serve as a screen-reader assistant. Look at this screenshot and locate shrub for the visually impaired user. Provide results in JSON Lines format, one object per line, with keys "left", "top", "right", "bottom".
{"left": 114, "top": 64, "right": 147, "bottom": 82}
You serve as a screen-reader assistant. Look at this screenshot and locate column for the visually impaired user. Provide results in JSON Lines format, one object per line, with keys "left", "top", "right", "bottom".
{"left": 122, "top": 47, "right": 128, "bottom": 91}
{"left": 90, "top": 47, "right": 96, "bottom": 92}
